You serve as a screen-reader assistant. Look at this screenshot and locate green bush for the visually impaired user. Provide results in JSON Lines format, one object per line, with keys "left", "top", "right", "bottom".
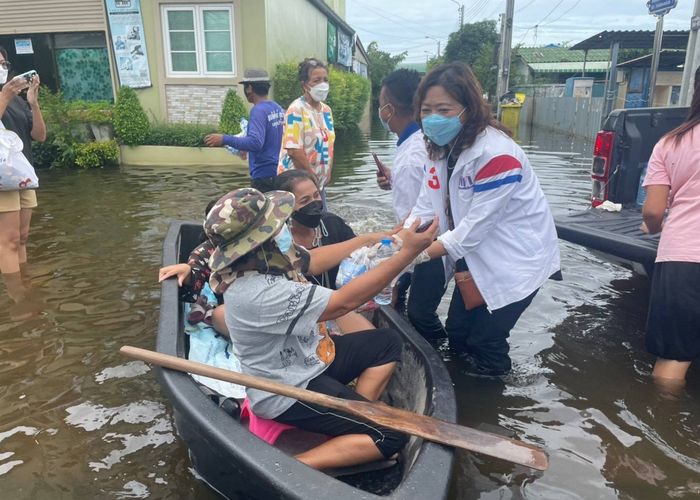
{"left": 272, "top": 62, "right": 301, "bottom": 110}
{"left": 272, "top": 63, "right": 369, "bottom": 131}
{"left": 73, "top": 140, "right": 120, "bottom": 169}
{"left": 113, "top": 86, "right": 149, "bottom": 146}
{"left": 326, "top": 68, "right": 370, "bottom": 131}
{"left": 219, "top": 89, "right": 249, "bottom": 135}
{"left": 69, "top": 100, "right": 114, "bottom": 124}
{"left": 143, "top": 123, "right": 218, "bottom": 147}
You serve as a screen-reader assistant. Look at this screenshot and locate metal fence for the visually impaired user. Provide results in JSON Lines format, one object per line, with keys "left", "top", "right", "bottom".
{"left": 519, "top": 96, "right": 605, "bottom": 141}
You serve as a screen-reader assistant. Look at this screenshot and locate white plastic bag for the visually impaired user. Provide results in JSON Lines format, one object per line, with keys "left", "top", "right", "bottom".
{"left": 224, "top": 118, "right": 249, "bottom": 157}
{"left": 0, "top": 123, "right": 38, "bottom": 192}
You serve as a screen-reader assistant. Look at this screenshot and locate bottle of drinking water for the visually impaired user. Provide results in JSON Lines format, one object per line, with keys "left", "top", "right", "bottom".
{"left": 374, "top": 238, "right": 396, "bottom": 306}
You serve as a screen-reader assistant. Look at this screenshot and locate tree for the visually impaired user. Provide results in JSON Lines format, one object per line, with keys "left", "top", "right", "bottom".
{"left": 443, "top": 20, "right": 500, "bottom": 97}
{"left": 366, "top": 41, "right": 406, "bottom": 107}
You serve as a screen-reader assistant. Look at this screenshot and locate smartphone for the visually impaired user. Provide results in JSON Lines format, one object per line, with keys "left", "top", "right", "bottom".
{"left": 416, "top": 220, "right": 434, "bottom": 233}
{"left": 16, "top": 70, "right": 37, "bottom": 82}
{"left": 371, "top": 152, "right": 390, "bottom": 178}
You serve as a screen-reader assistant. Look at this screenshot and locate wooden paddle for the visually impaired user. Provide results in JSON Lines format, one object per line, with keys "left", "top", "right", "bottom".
{"left": 120, "top": 345, "right": 549, "bottom": 471}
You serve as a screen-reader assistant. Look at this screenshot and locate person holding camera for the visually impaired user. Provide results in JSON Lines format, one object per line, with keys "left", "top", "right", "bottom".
{"left": 0, "top": 46, "right": 46, "bottom": 304}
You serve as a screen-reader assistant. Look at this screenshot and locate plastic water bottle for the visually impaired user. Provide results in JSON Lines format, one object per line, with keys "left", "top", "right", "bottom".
{"left": 374, "top": 238, "right": 396, "bottom": 305}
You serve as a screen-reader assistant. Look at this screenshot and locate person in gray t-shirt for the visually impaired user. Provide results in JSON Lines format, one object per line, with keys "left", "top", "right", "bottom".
{"left": 204, "top": 188, "right": 438, "bottom": 471}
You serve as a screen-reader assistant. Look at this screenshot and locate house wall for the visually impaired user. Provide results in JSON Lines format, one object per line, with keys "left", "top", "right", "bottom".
{"left": 265, "top": 0, "right": 329, "bottom": 71}
{"left": 134, "top": 0, "right": 249, "bottom": 124}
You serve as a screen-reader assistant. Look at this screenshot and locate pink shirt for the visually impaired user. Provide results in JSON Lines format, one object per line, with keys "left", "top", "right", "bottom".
{"left": 643, "top": 126, "right": 700, "bottom": 263}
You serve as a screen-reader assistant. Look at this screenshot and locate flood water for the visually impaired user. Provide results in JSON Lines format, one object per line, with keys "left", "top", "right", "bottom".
{"left": 1, "top": 124, "right": 698, "bottom": 499}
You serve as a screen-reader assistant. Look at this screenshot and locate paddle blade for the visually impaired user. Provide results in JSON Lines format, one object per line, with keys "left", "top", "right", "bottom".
{"left": 352, "top": 400, "right": 549, "bottom": 471}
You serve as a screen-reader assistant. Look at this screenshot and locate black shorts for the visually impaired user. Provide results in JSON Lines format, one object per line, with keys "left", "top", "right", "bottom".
{"left": 275, "top": 328, "right": 408, "bottom": 458}
{"left": 646, "top": 261, "right": 700, "bottom": 361}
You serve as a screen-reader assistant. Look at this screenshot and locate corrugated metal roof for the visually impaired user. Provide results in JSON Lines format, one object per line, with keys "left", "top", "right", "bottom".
{"left": 571, "top": 30, "right": 689, "bottom": 50}
{"left": 0, "top": 0, "right": 106, "bottom": 34}
{"left": 516, "top": 47, "right": 609, "bottom": 63}
{"left": 528, "top": 61, "right": 610, "bottom": 73}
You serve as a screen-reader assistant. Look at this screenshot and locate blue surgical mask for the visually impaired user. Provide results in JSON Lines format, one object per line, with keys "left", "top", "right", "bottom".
{"left": 378, "top": 103, "right": 392, "bottom": 132}
{"left": 274, "top": 223, "right": 293, "bottom": 253}
{"left": 421, "top": 108, "right": 466, "bottom": 146}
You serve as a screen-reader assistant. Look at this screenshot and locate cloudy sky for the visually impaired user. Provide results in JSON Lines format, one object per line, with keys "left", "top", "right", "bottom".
{"left": 346, "top": 0, "right": 695, "bottom": 63}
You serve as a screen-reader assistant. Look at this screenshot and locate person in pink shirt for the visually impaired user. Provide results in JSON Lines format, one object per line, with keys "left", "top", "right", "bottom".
{"left": 642, "top": 67, "right": 700, "bottom": 384}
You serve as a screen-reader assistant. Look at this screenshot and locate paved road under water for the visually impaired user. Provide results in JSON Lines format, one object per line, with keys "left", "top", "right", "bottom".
{"left": 0, "top": 125, "right": 698, "bottom": 499}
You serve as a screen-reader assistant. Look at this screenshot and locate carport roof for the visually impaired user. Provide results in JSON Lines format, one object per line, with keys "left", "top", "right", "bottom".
{"left": 571, "top": 30, "right": 689, "bottom": 50}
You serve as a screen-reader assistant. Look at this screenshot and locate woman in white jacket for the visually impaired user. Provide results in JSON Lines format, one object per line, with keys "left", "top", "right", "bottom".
{"left": 406, "top": 62, "right": 560, "bottom": 375}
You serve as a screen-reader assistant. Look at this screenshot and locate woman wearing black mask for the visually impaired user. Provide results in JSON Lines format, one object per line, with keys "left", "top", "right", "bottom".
{"left": 274, "top": 170, "right": 355, "bottom": 289}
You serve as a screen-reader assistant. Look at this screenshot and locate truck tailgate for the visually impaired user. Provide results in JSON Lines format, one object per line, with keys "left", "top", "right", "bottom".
{"left": 555, "top": 209, "right": 659, "bottom": 268}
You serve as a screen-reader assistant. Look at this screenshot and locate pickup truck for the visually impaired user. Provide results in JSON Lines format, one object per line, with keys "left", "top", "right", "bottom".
{"left": 554, "top": 106, "right": 688, "bottom": 276}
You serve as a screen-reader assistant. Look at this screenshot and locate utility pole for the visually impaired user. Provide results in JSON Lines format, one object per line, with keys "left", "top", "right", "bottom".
{"left": 680, "top": 0, "right": 700, "bottom": 105}
{"left": 450, "top": 0, "right": 464, "bottom": 27}
{"left": 648, "top": 14, "right": 665, "bottom": 107}
{"left": 496, "top": 0, "right": 515, "bottom": 118}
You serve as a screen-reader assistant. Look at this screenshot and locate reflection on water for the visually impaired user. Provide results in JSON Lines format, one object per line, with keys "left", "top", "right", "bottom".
{"left": 0, "top": 124, "right": 698, "bottom": 499}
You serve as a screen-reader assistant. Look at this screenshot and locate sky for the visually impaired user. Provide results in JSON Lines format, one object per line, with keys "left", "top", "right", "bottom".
{"left": 346, "top": 0, "right": 695, "bottom": 63}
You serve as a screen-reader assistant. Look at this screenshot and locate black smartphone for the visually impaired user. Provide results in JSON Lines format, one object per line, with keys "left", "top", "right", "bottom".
{"left": 416, "top": 220, "right": 434, "bottom": 233}
{"left": 371, "top": 152, "right": 390, "bottom": 178}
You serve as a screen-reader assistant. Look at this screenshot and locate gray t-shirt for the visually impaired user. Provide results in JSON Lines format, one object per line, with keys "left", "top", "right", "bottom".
{"left": 224, "top": 273, "right": 334, "bottom": 418}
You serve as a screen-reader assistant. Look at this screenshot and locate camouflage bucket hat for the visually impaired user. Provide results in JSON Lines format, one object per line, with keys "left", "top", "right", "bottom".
{"left": 204, "top": 188, "right": 295, "bottom": 273}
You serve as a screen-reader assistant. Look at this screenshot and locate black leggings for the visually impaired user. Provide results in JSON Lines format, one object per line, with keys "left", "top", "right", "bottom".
{"left": 275, "top": 328, "right": 408, "bottom": 458}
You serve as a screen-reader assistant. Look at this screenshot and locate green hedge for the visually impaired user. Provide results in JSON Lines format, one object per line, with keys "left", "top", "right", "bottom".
{"left": 271, "top": 62, "right": 369, "bottom": 131}
{"left": 74, "top": 140, "right": 120, "bottom": 169}
{"left": 143, "top": 123, "right": 218, "bottom": 147}
{"left": 33, "top": 88, "right": 117, "bottom": 169}
{"left": 114, "top": 86, "right": 149, "bottom": 146}
{"left": 219, "top": 89, "right": 249, "bottom": 135}
{"left": 271, "top": 62, "right": 300, "bottom": 110}
{"left": 326, "top": 68, "right": 369, "bottom": 132}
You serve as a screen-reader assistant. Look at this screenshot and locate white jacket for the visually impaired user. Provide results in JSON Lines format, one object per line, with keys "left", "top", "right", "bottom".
{"left": 408, "top": 126, "right": 560, "bottom": 311}
{"left": 391, "top": 129, "right": 428, "bottom": 222}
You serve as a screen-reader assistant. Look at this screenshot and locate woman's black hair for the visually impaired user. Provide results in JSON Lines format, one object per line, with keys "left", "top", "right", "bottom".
{"left": 381, "top": 68, "right": 421, "bottom": 116}
{"left": 415, "top": 62, "right": 511, "bottom": 160}
{"left": 0, "top": 46, "right": 7, "bottom": 60}
{"left": 274, "top": 170, "right": 319, "bottom": 193}
{"left": 298, "top": 57, "right": 327, "bottom": 84}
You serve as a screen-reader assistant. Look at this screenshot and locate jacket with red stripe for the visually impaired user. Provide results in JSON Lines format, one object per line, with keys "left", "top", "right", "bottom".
{"left": 408, "top": 126, "right": 560, "bottom": 310}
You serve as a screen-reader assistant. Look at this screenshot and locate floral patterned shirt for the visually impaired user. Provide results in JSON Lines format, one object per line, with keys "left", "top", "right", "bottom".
{"left": 277, "top": 96, "right": 335, "bottom": 190}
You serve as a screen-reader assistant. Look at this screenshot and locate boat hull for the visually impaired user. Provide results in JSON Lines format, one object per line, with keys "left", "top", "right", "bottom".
{"left": 156, "top": 221, "right": 456, "bottom": 499}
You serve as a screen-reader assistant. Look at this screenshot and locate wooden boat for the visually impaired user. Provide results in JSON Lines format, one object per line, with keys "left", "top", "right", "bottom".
{"left": 156, "top": 221, "right": 456, "bottom": 499}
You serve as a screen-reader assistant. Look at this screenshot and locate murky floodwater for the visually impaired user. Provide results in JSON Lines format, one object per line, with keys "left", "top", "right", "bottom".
{"left": 1, "top": 123, "right": 698, "bottom": 499}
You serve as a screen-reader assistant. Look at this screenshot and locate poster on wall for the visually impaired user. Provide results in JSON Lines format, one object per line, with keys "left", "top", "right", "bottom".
{"left": 105, "top": 0, "right": 152, "bottom": 88}
{"left": 327, "top": 22, "right": 337, "bottom": 64}
{"left": 337, "top": 32, "right": 352, "bottom": 68}
{"left": 14, "top": 39, "right": 34, "bottom": 55}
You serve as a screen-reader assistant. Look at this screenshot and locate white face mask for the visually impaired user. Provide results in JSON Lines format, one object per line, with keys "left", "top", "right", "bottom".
{"left": 0, "top": 67, "right": 7, "bottom": 85}
{"left": 308, "top": 82, "right": 329, "bottom": 102}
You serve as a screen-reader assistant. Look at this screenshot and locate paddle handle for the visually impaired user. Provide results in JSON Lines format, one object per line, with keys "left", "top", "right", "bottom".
{"left": 120, "top": 345, "right": 358, "bottom": 411}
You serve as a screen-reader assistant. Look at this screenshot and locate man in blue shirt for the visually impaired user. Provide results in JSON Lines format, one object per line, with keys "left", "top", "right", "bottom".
{"left": 205, "top": 69, "right": 284, "bottom": 192}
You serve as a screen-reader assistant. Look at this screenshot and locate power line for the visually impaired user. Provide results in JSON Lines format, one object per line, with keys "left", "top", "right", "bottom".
{"left": 534, "top": 0, "right": 565, "bottom": 25}
{"left": 515, "top": 0, "right": 538, "bottom": 14}
{"left": 541, "top": 0, "right": 582, "bottom": 26}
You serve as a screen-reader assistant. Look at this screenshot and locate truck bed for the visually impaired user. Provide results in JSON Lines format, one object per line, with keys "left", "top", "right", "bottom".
{"left": 555, "top": 209, "right": 659, "bottom": 272}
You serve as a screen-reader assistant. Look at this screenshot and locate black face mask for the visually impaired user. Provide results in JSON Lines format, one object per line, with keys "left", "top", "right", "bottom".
{"left": 292, "top": 200, "right": 323, "bottom": 228}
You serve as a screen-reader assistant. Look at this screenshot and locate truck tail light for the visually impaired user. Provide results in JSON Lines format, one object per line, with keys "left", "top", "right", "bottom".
{"left": 590, "top": 131, "right": 615, "bottom": 207}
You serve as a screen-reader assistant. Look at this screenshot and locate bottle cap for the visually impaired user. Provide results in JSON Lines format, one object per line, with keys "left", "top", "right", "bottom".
{"left": 381, "top": 238, "right": 392, "bottom": 245}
